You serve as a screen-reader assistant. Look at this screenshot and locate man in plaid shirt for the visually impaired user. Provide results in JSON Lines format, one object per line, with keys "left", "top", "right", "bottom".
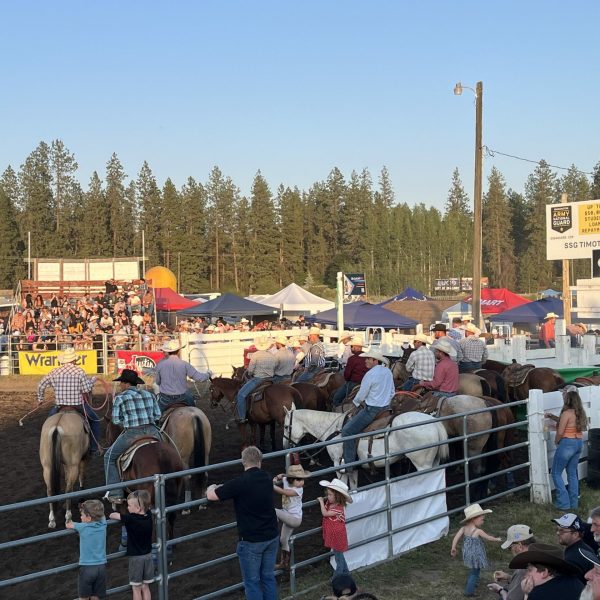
{"left": 458, "top": 324, "right": 489, "bottom": 373}
{"left": 296, "top": 327, "right": 326, "bottom": 382}
{"left": 104, "top": 369, "right": 161, "bottom": 501}
{"left": 37, "top": 347, "right": 107, "bottom": 456}
{"left": 400, "top": 334, "right": 435, "bottom": 391}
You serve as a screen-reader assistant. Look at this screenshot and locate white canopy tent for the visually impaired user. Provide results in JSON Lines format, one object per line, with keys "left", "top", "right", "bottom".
{"left": 258, "top": 282, "right": 335, "bottom": 316}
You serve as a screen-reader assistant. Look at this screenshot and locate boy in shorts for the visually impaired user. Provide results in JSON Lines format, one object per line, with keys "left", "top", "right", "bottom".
{"left": 66, "top": 499, "right": 107, "bottom": 600}
{"left": 110, "top": 490, "right": 154, "bottom": 600}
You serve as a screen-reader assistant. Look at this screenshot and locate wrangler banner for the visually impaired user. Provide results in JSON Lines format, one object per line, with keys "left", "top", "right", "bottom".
{"left": 19, "top": 350, "right": 98, "bottom": 375}
{"left": 116, "top": 351, "right": 165, "bottom": 374}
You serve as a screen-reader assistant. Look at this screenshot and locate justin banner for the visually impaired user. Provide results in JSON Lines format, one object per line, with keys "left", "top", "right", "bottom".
{"left": 19, "top": 350, "right": 98, "bottom": 375}
{"left": 116, "top": 351, "right": 165, "bottom": 374}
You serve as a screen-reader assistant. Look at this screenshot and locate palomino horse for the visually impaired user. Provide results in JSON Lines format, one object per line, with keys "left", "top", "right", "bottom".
{"left": 282, "top": 408, "right": 449, "bottom": 490}
{"left": 209, "top": 377, "right": 299, "bottom": 450}
{"left": 39, "top": 410, "right": 90, "bottom": 528}
{"left": 161, "top": 406, "right": 212, "bottom": 510}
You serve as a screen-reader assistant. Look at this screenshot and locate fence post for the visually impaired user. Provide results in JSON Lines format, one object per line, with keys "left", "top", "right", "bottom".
{"left": 155, "top": 475, "right": 170, "bottom": 600}
{"left": 384, "top": 430, "right": 393, "bottom": 560}
{"left": 528, "top": 389, "right": 551, "bottom": 504}
{"left": 102, "top": 333, "right": 108, "bottom": 375}
{"left": 512, "top": 335, "right": 527, "bottom": 364}
{"left": 589, "top": 387, "right": 600, "bottom": 429}
{"left": 463, "top": 414, "right": 470, "bottom": 507}
{"left": 555, "top": 335, "right": 571, "bottom": 364}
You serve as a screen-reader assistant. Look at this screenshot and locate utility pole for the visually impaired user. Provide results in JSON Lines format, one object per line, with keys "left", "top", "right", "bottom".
{"left": 472, "top": 81, "right": 483, "bottom": 328}
{"left": 561, "top": 193, "right": 571, "bottom": 325}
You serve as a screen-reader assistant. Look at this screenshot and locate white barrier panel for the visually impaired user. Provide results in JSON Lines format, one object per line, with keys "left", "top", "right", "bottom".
{"left": 337, "top": 470, "right": 448, "bottom": 571}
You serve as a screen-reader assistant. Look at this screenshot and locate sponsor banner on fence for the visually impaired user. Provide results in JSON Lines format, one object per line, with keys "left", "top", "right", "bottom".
{"left": 343, "top": 273, "right": 366, "bottom": 296}
{"left": 19, "top": 350, "right": 98, "bottom": 375}
{"left": 547, "top": 198, "right": 600, "bottom": 259}
{"left": 116, "top": 350, "right": 165, "bottom": 374}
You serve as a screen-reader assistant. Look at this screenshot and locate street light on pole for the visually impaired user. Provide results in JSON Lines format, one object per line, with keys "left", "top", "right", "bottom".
{"left": 454, "top": 81, "right": 483, "bottom": 329}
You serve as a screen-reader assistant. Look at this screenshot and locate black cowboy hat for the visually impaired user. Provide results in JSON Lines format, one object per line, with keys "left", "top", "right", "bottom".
{"left": 508, "top": 543, "right": 579, "bottom": 575}
{"left": 432, "top": 323, "right": 447, "bottom": 332}
{"left": 113, "top": 369, "right": 145, "bottom": 386}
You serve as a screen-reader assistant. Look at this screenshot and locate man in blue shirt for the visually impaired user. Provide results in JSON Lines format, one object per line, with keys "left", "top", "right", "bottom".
{"left": 104, "top": 369, "right": 161, "bottom": 502}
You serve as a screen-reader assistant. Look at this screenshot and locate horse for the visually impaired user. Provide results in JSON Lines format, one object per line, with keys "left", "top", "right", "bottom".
{"left": 282, "top": 407, "right": 449, "bottom": 491}
{"left": 474, "top": 369, "right": 508, "bottom": 402}
{"left": 39, "top": 411, "right": 90, "bottom": 528}
{"left": 291, "top": 382, "right": 329, "bottom": 411}
{"left": 161, "top": 406, "right": 212, "bottom": 510}
{"left": 502, "top": 362, "right": 565, "bottom": 401}
{"left": 209, "top": 377, "right": 300, "bottom": 450}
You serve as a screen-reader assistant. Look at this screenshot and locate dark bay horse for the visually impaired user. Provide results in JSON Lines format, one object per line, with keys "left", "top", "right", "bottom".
{"left": 209, "top": 377, "right": 300, "bottom": 450}
{"left": 502, "top": 362, "right": 565, "bottom": 401}
{"left": 39, "top": 411, "right": 90, "bottom": 528}
{"left": 291, "top": 382, "right": 329, "bottom": 411}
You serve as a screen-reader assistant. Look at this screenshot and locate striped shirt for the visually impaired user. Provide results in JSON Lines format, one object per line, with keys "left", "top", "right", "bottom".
{"left": 112, "top": 387, "right": 161, "bottom": 428}
{"left": 303, "top": 342, "right": 326, "bottom": 369}
{"left": 405, "top": 346, "right": 436, "bottom": 380}
{"left": 155, "top": 355, "right": 210, "bottom": 395}
{"left": 37, "top": 363, "right": 96, "bottom": 405}
{"left": 459, "top": 336, "right": 489, "bottom": 363}
{"left": 248, "top": 350, "right": 278, "bottom": 378}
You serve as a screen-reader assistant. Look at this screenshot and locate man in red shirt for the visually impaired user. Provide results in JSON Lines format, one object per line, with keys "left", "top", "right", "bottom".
{"left": 332, "top": 337, "right": 368, "bottom": 407}
{"left": 419, "top": 338, "right": 459, "bottom": 400}
{"left": 539, "top": 312, "right": 557, "bottom": 349}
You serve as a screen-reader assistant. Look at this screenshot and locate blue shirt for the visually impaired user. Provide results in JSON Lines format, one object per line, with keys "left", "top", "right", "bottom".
{"left": 112, "top": 387, "right": 161, "bottom": 428}
{"left": 73, "top": 520, "right": 107, "bottom": 565}
{"left": 354, "top": 364, "right": 395, "bottom": 408}
{"left": 155, "top": 355, "right": 209, "bottom": 395}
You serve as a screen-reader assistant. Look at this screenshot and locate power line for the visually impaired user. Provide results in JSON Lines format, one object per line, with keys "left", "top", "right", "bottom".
{"left": 483, "top": 146, "right": 594, "bottom": 176}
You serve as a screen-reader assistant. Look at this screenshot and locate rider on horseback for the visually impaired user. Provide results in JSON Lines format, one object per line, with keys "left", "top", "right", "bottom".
{"left": 331, "top": 337, "right": 367, "bottom": 407}
{"left": 104, "top": 369, "right": 161, "bottom": 502}
{"left": 295, "top": 327, "right": 326, "bottom": 383}
{"left": 399, "top": 333, "right": 435, "bottom": 391}
{"left": 273, "top": 336, "right": 296, "bottom": 382}
{"left": 419, "top": 338, "right": 459, "bottom": 400}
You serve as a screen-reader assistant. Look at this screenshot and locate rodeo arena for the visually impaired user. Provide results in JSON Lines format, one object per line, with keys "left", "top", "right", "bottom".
{"left": 4, "top": 254, "right": 600, "bottom": 600}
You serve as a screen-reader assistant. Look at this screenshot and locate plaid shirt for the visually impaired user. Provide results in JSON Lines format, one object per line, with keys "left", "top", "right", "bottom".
{"left": 112, "top": 387, "right": 161, "bottom": 428}
{"left": 37, "top": 363, "right": 96, "bottom": 405}
{"left": 248, "top": 350, "right": 278, "bottom": 378}
{"left": 304, "top": 342, "right": 326, "bottom": 369}
{"left": 459, "top": 336, "right": 489, "bottom": 363}
{"left": 405, "top": 346, "right": 436, "bottom": 380}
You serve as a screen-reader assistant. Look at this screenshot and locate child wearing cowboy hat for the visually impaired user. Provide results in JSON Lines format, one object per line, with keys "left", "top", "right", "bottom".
{"left": 451, "top": 503, "right": 502, "bottom": 597}
{"left": 272, "top": 463, "right": 311, "bottom": 570}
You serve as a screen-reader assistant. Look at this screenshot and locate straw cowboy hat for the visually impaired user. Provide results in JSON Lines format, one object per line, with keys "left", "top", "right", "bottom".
{"left": 509, "top": 543, "right": 579, "bottom": 575}
{"left": 349, "top": 336, "right": 365, "bottom": 347}
{"left": 462, "top": 314, "right": 473, "bottom": 322}
{"left": 274, "top": 336, "right": 289, "bottom": 346}
{"left": 58, "top": 347, "right": 78, "bottom": 363}
{"left": 308, "top": 326, "right": 322, "bottom": 336}
{"left": 460, "top": 503, "right": 493, "bottom": 523}
{"left": 463, "top": 323, "right": 482, "bottom": 336}
{"left": 359, "top": 348, "right": 390, "bottom": 366}
{"left": 544, "top": 312, "right": 559, "bottom": 320}
{"left": 432, "top": 338, "right": 457, "bottom": 358}
{"left": 413, "top": 333, "right": 431, "bottom": 345}
{"left": 289, "top": 337, "right": 302, "bottom": 348}
{"left": 162, "top": 339, "right": 185, "bottom": 353}
{"left": 319, "top": 478, "right": 353, "bottom": 503}
{"left": 254, "top": 336, "right": 273, "bottom": 351}
{"left": 286, "top": 464, "right": 311, "bottom": 479}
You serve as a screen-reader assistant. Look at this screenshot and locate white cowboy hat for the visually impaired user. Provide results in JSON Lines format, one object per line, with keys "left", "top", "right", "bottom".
{"left": 413, "top": 333, "right": 431, "bottom": 345}
{"left": 274, "top": 335, "right": 289, "bottom": 346}
{"left": 319, "top": 478, "right": 353, "bottom": 503}
{"left": 349, "top": 336, "right": 365, "bottom": 347}
{"left": 205, "top": 324, "right": 217, "bottom": 331}
{"left": 433, "top": 338, "right": 457, "bottom": 358}
{"left": 461, "top": 314, "right": 473, "bottom": 321}
{"left": 162, "top": 339, "right": 185, "bottom": 353}
{"left": 460, "top": 503, "right": 492, "bottom": 523}
{"left": 308, "top": 326, "right": 322, "bottom": 336}
{"left": 544, "top": 312, "right": 559, "bottom": 320}
{"left": 58, "top": 347, "right": 78, "bottom": 363}
{"left": 240, "top": 318, "right": 249, "bottom": 323}
{"left": 359, "top": 349, "right": 390, "bottom": 366}
{"left": 254, "top": 336, "right": 273, "bottom": 351}
{"left": 289, "top": 337, "right": 302, "bottom": 348}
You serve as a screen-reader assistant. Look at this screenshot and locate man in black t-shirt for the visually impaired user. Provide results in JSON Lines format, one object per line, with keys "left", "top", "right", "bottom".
{"left": 553, "top": 513, "right": 595, "bottom": 583}
{"left": 207, "top": 446, "right": 279, "bottom": 600}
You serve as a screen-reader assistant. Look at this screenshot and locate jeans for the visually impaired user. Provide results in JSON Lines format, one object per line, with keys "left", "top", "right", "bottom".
{"left": 104, "top": 424, "right": 160, "bottom": 495}
{"left": 465, "top": 567, "right": 480, "bottom": 595}
{"left": 236, "top": 536, "right": 279, "bottom": 600}
{"left": 332, "top": 382, "right": 359, "bottom": 407}
{"left": 552, "top": 437, "right": 583, "bottom": 509}
{"left": 399, "top": 376, "right": 420, "bottom": 391}
{"left": 459, "top": 361, "right": 482, "bottom": 373}
{"left": 49, "top": 404, "right": 100, "bottom": 452}
{"left": 333, "top": 551, "right": 349, "bottom": 577}
{"left": 296, "top": 366, "right": 318, "bottom": 383}
{"left": 158, "top": 391, "right": 195, "bottom": 412}
{"left": 236, "top": 378, "right": 264, "bottom": 420}
{"left": 342, "top": 404, "right": 387, "bottom": 468}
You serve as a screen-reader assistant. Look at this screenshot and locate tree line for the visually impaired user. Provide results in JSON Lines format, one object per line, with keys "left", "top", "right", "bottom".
{"left": 0, "top": 140, "right": 598, "bottom": 296}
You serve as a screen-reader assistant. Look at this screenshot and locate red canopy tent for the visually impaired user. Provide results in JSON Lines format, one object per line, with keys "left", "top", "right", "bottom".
{"left": 153, "top": 287, "right": 199, "bottom": 311}
{"left": 465, "top": 288, "right": 531, "bottom": 315}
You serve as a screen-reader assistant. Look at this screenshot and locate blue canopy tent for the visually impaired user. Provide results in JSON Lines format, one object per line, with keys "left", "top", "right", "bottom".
{"left": 306, "top": 301, "right": 417, "bottom": 329}
{"left": 539, "top": 288, "right": 561, "bottom": 298}
{"left": 379, "top": 287, "right": 429, "bottom": 304}
{"left": 490, "top": 297, "right": 564, "bottom": 323}
{"left": 176, "top": 293, "right": 279, "bottom": 317}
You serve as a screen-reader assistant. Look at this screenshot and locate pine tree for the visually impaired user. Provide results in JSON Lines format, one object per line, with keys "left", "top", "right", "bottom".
{"left": 79, "top": 172, "right": 111, "bottom": 256}
{"left": 0, "top": 187, "right": 24, "bottom": 286}
{"left": 105, "top": 153, "right": 130, "bottom": 256}
{"left": 277, "top": 185, "right": 304, "bottom": 286}
{"left": 136, "top": 161, "right": 162, "bottom": 265}
{"left": 49, "top": 140, "right": 78, "bottom": 238}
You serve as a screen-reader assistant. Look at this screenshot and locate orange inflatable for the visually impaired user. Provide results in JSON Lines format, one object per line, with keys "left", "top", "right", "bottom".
{"left": 145, "top": 266, "right": 177, "bottom": 291}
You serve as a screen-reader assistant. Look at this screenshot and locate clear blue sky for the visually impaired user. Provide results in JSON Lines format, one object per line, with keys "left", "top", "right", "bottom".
{"left": 2, "top": 1, "right": 599, "bottom": 210}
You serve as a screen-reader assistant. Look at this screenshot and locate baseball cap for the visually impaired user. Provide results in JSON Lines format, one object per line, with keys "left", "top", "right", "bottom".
{"left": 501, "top": 524, "right": 534, "bottom": 549}
{"left": 551, "top": 513, "right": 585, "bottom": 531}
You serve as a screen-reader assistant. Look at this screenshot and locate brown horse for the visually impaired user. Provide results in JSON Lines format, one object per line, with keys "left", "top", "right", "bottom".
{"left": 503, "top": 362, "right": 565, "bottom": 401}
{"left": 209, "top": 377, "right": 300, "bottom": 450}
{"left": 291, "top": 382, "right": 329, "bottom": 411}
{"left": 161, "top": 406, "right": 212, "bottom": 510}
{"left": 474, "top": 369, "right": 508, "bottom": 402}
{"left": 39, "top": 411, "right": 90, "bottom": 528}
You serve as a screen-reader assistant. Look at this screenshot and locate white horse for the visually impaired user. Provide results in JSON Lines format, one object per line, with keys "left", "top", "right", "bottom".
{"left": 282, "top": 408, "right": 449, "bottom": 490}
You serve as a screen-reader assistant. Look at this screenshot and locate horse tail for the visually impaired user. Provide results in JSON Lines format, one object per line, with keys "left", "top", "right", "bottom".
{"left": 192, "top": 415, "right": 207, "bottom": 491}
{"left": 436, "top": 422, "right": 449, "bottom": 462}
{"left": 480, "top": 377, "right": 492, "bottom": 398}
{"left": 50, "top": 427, "right": 62, "bottom": 498}
{"left": 290, "top": 386, "right": 303, "bottom": 410}
{"left": 495, "top": 373, "right": 507, "bottom": 403}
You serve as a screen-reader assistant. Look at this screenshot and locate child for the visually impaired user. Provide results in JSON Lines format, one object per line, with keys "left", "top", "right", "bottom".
{"left": 318, "top": 478, "right": 353, "bottom": 577}
{"left": 66, "top": 499, "right": 107, "bottom": 600}
{"left": 272, "top": 463, "right": 311, "bottom": 570}
{"left": 109, "top": 490, "right": 154, "bottom": 600}
{"left": 450, "top": 503, "right": 501, "bottom": 597}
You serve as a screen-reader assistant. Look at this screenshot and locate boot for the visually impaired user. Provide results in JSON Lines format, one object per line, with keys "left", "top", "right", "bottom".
{"left": 275, "top": 549, "right": 290, "bottom": 571}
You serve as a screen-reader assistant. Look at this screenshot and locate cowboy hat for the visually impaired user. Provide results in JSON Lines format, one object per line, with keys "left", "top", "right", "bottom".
{"left": 308, "top": 326, "right": 322, "bottom": 336}
{"left": 463, "top": 323, "right": 481, "bottom": 336}
{"left": 240, "top": 318, "right": 249, "bottom": 323}
{"left": 508, "top": 542, "right": 579, "bottom": 575}
{"left": 544, "top": 312, "right": 559, "bottom": 320}
{"left": 58, "top": 347, "right": 78, "bottom": 363}
{"left": 431, "top": 323, "right": 447, "bottom": 332}
{"left": 460, "top": 503, "right": 493, "bottom": 523}
{"left": 205, "top": 324, "right": 217, "bottom": 331}
{"left": 162, "top": 339, "right": 185, "bottom": 353}
{"left": 433, "top": 338, "right": 457, "bottom": 358}
{"left": 274, "top": 336, "right": 289, "bottom": 346}
{"left": 501, "top": 524, "right": 534, "bottom": 549}
{"left": 413, "top": 333, "right": 431, "bottom": 345}
{"left": 349, "top": 336, "right": 365, "bottom": 347}
{"left": 254, "top": 336, "right": 273, "bottom": 351}
{"left": 286, "top": 464, "right": 311, "bottom": 479}
{"left": 113, "top": 368, "right": 145, "bottom": 386}
{"left": 289, "top": 337, "right": 302, "bottom": 348}
{"left": 461, "top": 314, "right": 473, "bottom": 322}
{"left": 319, "top": 478, "right": 353, "bottom": 503}
{"left": 359, "top": 349, "right": 390, "bottom": 366}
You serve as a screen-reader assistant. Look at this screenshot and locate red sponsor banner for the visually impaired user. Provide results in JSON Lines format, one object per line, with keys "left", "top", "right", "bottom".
{"left": 116, "top": 350, "right": 165, "bottom": 374}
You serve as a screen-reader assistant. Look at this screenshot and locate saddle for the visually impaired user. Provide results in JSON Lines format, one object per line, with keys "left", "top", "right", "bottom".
{"left": 502, "top": 362, "right": 535, "bottom": 387}
{"left": 246, "top": 380, "right": 275, "bottom": 416}
{"left": 311, "top": 370, "right": 334, "bottom": 387}
{"left": 158, "top": 403, "right": 188, "bottom": 428}
{"left": 118, "top": 437, "right": 159, "bottom": 475}
{"left": 57, "top": 406, "right": 91, "bottom": 435}
{"left": 574, "top": 375, "right": 600, "bottom": 387}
